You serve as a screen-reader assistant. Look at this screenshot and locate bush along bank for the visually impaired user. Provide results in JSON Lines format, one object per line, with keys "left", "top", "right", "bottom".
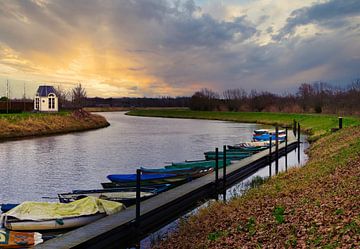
{"left": 0, "top": 110, "right": 110, "bottom": 140}
{"left": 154, "top": 126, "right": 360, "bottom": 248}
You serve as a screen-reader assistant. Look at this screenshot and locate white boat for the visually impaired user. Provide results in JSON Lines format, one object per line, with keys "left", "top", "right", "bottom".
{"left": 1, "top": 197, "right": 124, "bottom": 231}
{"left": 3, "top": 213, "right": 106, "bottom": 231}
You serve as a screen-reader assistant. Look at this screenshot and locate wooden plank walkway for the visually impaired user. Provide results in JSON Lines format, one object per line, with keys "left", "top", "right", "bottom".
{"left": 36, "top": 134, "right": 299, "bottom": 249}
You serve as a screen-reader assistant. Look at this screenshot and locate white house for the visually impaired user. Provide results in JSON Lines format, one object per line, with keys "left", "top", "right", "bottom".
{"left": 34, "top": 85, "right": 59, "bottom": 112}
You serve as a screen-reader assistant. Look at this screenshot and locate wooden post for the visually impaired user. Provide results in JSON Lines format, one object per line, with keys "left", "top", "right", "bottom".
{"left": 136, "top": 169, "right": 141, "bottom": 225}
{"left": 293, "top": 119, "right": 297, "bottom": 136}
{"left": 269, "top": 136, "right": 272, "bottom": 177}
{"left": 223, "top": 145, "right": 227, "bottom": 202}
{"left": 297, "top": 123, "right": 301, "bottom": 163}
{"left": 285, "top": 127, "right": 288, "bottom": 172}
{"left": 339, "top": 117, "right": 343, "bottom": 129}
{"left": 275, "top": 126, "right": 279, "bottom": 175}
{"left": 215, "top": 147, "right": 219, "bottom": 201}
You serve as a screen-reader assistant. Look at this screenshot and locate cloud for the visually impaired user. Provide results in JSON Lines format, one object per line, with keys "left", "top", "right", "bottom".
{"left": 0, "top": 0, "right": 359, "bottom": 97}
{"left": 274, "top": 0, "right": 360, "bottom": 40}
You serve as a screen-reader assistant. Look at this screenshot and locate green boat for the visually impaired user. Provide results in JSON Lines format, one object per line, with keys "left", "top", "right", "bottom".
{"left": 204, "top": 151, "right": 252, "bottom": 160}
{"left": 165, "top": 159, "right": 231, "bottom": 170}
{"left": 227, "top": 146, "right": 267, "bottom": 152}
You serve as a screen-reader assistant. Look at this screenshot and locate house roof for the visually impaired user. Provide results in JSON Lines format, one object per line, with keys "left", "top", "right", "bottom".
{"left": 36, "top": 85, "right": 56, "bottom": 97}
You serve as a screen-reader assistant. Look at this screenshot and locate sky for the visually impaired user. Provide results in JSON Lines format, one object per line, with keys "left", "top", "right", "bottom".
{"left": 0, "top": 0, "right": 359, "bottom": 98}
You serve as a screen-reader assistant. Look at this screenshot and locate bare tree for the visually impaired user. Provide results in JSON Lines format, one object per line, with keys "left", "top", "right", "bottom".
{"left": 72, "top": 83, "right": 87, "bottom": 108}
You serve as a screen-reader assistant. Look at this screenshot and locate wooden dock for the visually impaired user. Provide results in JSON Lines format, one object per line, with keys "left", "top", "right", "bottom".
{"left": 36, "top": 133, "right": 299, "bottom": 249}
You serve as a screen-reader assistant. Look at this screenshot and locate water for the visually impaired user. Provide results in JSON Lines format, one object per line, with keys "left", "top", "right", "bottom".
{"left": 141, "top": 134, "right": 309, "bottom": 249}
{"left": 0, "top": 112, "right": 269, "bottom": 203}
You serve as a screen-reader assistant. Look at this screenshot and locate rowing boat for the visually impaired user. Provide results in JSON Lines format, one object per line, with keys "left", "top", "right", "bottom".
{"left": 58, "top": 185, "right": 170, "bottom": 205}
{"left": 1, "top": 197, "right": 124, "bottom": 231}
{"left": 140, "top": 166, "right": 214, "bottom": 178}
{"left": 106, "top": 173, "right": 190, "bottom": 187}
{"left": 165, "top": 159, "right": 231, "bottom": 169}
{"left": 204, "top": 151, "right": 252, "bottom": 160}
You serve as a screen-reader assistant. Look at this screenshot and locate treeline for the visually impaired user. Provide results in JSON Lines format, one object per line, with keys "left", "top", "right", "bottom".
{"left": 190, "top": 81, "right": 360, "bottom": 115}
{"left": 85, "top": 96, "right": 190, "bottom": 108}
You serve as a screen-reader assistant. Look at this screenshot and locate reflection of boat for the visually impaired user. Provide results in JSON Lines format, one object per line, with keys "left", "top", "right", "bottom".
{"left": 165, "top": 159, "right": 231, "bottom": 169}
{"left": 253, "top": 129, "right": 286, "bottom": 141}
{"left": 1, "top": 197, "right": 124, "bottom": 231}
{"left": 106, "top": 173, "right": 190, "bottom": 187}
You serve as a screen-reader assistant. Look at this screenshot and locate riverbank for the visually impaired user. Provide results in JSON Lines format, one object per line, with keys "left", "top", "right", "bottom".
{"left": 126, "top": 109, "right": 360, "bottom": 248}
{"left": 127, "top": 109, "right": 360, "bottom": 141}
{"left": 154, "top": 126, "right": 360, "bottom": 248}
{"left": 0, "top": 110, "right": 110, "bottom": 141}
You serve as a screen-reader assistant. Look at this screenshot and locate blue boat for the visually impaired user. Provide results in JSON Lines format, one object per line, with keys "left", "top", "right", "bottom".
{"left": 253, "top": 129, "right": 286, "bottom": 141}
{"left": 141, "top": 166, "right": 213, "bottom": 178}
{"left": 1, "top": 203, "right": 18, "bottom": 212}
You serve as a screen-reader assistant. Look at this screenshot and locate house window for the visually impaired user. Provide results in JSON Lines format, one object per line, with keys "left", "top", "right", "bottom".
{"left": 48, "top": 94, "right": 55, "bottom": 109}
{"left": 35, "top": 98, "right": 39, "bottom": 110}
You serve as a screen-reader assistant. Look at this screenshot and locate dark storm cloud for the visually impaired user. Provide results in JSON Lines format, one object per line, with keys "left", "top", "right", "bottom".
{"left": 274, "top": 0, "right": 360, "bottom": 40}
{"left": 0, "top": 0, "right": 359, "bottom": 96}
{"left": 162, "top": 15, "right": 257, "bottom": 49}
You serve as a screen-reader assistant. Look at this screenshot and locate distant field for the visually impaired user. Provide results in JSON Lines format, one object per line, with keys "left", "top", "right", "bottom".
{"left": 127, "top": 109, "right": 360, "bottom": 141}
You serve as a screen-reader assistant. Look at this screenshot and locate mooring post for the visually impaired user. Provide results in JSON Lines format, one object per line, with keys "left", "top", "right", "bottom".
{"left": 293, "top": 119, "right": 297, "bottom": 136}
{"left": 275, "top": 126, "right": 279, "bottom": 175}
{"left": 339, "top": 117, "right": 343, "bottom": 129}
{"left": 215, "top": 147, "right": 219, "bottom": 201}
{"left": 297, "top": 123, "right": 301, "bottom": 163}
{"left": 223, "top": 145, "right": 227, "bottom": 202}
{"left": 136, "top": 169, "right": 141, "bottom": 226}
{"left": 269, "top": 136, "right": 272, "bottom": 177}
{"left": 285, "top": 127, "right": 288, "bottom": 172}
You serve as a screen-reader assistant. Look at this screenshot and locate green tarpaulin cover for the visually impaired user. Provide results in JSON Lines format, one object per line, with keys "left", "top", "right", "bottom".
{"left": 2, "top": 197, "right": 125, "bottom": 221}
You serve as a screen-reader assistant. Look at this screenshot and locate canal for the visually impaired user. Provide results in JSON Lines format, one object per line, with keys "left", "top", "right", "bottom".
{"left": 0, "top": 112, "right": 287, "bottom": 204}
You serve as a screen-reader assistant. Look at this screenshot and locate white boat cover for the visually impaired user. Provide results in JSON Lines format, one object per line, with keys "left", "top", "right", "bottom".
{"left": 1, "top": 197, "right": 125, "bottom": 221}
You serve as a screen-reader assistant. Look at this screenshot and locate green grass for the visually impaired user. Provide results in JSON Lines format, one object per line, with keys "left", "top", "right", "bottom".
{"left": 0, "top": 111, "right": 109, "bottom": 140}
{"left": 127, "top": 109, "right": 360, "bottom": 141}
{"left": 0, "top": 111, "right": 70, "bottom": 122}
{"left": 155, "top": 126, "right": 360, "bottom": 248}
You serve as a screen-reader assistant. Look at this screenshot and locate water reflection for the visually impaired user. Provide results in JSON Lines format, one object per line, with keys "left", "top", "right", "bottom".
{"left": 0, "top": 112, "right": 264, "bottom": 203}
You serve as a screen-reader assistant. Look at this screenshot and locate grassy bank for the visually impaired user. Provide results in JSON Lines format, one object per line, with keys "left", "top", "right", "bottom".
{"left": 0, "top": 110, "right": 109, "bottom": 140}
{"left": 127, "top": 109, "right": 360, "bottom": 141}
{"left": 155, "top": 126, "right": 360, "bottom": 248}
{"left": 83, "top": 107, "right": 131, "bottom": 112}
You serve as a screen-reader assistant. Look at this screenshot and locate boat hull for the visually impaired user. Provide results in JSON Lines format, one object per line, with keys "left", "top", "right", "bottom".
{"left": 58, "top": 190, "right": 155, "bottom": 206}
{"left": 165, "top": 159, "right": 231, "bottom": 169}
{"left": 4, "top": 213, "right": 105, "bottom": 231}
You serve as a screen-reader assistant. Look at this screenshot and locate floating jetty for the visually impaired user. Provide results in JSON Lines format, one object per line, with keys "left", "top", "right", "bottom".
{"left": 36, "top": 126, "right": 301, "bottom": 249}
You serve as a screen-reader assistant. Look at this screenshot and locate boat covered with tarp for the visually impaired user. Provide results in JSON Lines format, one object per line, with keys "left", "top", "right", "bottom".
{"left": 165, "top": 159, "right": 231, "bottom": 169}
{"left": 1, "top": 197, "right": 125, "bottom": 231}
